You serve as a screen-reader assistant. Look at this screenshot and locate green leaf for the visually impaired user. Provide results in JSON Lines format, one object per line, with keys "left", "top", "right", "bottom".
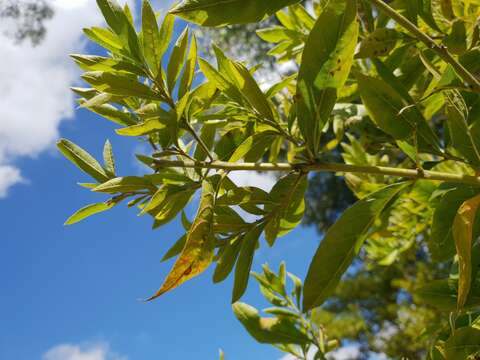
{"left": 264, "top": 173, "right": 308, "bottom": 246}
{"left": 57, "top": 139, "right": 109, "bottom": 182}
{"left": 193, "top": 123, "right": 216, "bottom": 162}
{"left": 83, "top": 27, "right": 123, "bottom": 53}
{"left": 355, "top": 28, "right": 398, "bottom": 59}
{"left": 70, "top": 54, "right": 145, "bottom": 75}
{"left": 256, "top": 27, "right": 302, "bottom": 43}
{"left": 296, "top": 0, "right": 358, "bottom": 154}
{"left": 356, "top": 73, "right": 415, "bottom": 140}
{"left": 178, "top": 34, "right": 197, "bottom": 99}
{"left": 372, "top": 59, "right": 441, "bottom": 153}
{"left": 415, "top": 279, "right": 480, "bottom": 311}
{"left": 96, "top": 0, "right": 125, "bottom": 35}
{"left": 158, "top": 14, "right": 175, "bottom": 62}
{"left": 142, "top": 184, "right": 197, "bottom": 227}
{"left": 443, "top": 19, "right": 467, "bottom": 55}
{"left": 170, "top": 0, "right": 301, "bottom": 27}
{"left": 213, "top": 45, "right": 274, "bottom": 120}
{"left": 64, "top": 202, "right": 114, "bottom": 225}
{"left": 93, "top": 176, "right": 156, "bottom": 194}
{"left": 142, "top": 0, "right": 161, "bottom": 74}
{"left": 167, "top": 28, "right": 189, "bottom": 93}
{"left": 429, "top": 186, "right": 479, "bottom": 261}
{"left": 453, "top": 193, "right": 480, "bottom": 309}
{"left": 232, "top": 302, "right": 309, "bottom": 345}
{"left": 303, "top": 182, "right": 410, "bottom": 310}
{"left": 232, "top": 224, "right": 264, "bottom": 303}
{"left": 103, "top": 140, "right": 115, "bottom": 177}
{"left": 213, "top": 235, "right": 242, "bottom": 283}
{"left": 147, "top": 177, "right": 217, "bottom": 300}
{"left": 82, "top": 71, "right": 158, "bottom": 100}
{"left": 161, "top": 234, "right": 187, "bottom": 262}
{"left": 445, "top": 91, "right": 480, "bottom": 167}
{"left": 96, "top": 0, "right": 142, "bottom": 62}
{"left": 445, "top": 327, "right": 480, "bottom": 359}
{"left": 198, "top": 58, "right": 245, "bottom": 105}
{"left": 418, "top": 0, "right": 442, "bottom": 32}
{"left": 116, "top": 118, "right": 169, "bottom": 136}
{"left": 229, "top": 132, "right": 278, "bottom": 163}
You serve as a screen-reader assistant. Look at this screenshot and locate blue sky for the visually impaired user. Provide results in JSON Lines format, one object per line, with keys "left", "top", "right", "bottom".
{"left": 0, "top": 1, "right": 324, "bottom": 359}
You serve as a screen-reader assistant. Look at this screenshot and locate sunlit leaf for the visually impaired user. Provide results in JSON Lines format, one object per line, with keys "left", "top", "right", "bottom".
{"left": 147, "top": 177, "right": 218, "bottom": 300}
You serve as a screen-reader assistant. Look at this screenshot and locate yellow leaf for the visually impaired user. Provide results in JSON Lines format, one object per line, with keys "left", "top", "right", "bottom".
{"left": 453, "top": 193, "right": 480, "bottom": 309}
{"left": 146, "top": 177, "right": 217, "bottom": 300}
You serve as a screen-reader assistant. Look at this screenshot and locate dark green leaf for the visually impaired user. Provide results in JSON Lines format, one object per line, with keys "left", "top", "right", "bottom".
{"left": 296, "top": 0, "right": 358, "bottom": 154}
{"left": 303, "top": 182, "right": 410, "bottom": 310}
{"left": 232, "top": 224, "right": 264, "bottom": 302}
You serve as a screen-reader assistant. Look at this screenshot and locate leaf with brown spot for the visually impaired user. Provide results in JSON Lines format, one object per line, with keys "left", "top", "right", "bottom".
{"left": 146, "top": 177, "right": 218, "bottom": 300}
{"left": 453, "top": 193, "right": 480, "bottom": 309}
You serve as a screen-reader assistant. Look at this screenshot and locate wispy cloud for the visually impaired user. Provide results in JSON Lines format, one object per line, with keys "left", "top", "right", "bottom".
{"left": 279, "top": 344, "right": 361, "bottom": 360}
{"left": 229, "top": 171, "right": 277, "bottom": 191}
{"left": 0, "top": 0, "right": 105, "bottom": 197}
{"left": 0, "top": 0, "right": 176, "bottom": 198}
{"left": 42, "top": 341, "right": 126, "bottom": 360}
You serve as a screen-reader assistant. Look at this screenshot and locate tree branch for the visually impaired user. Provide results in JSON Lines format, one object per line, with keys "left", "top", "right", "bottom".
{"left": 366, "top": 0, "right": 480, "bottom": 92}
{"left": 153, "top": 159, "right": 480, "bottom": 186}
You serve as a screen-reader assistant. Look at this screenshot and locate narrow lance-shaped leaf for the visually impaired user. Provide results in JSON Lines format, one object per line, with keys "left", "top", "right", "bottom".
{"left": 213, "top": 45, "right": 274, "bottom": 120}
{"left": 296, "top": 0, "right": 358, "bottom": 155}
{"left": 158, "top": 14, "right": 175, "bottom": 62}
{"left": 83, "top": 27, "right": 123, "bottom": 54}
{"left": 64, "top": 202, "right": 115, "bottom": 225}
{"left": 445, "top": 90, "right": 480, "bottom": 167}
{"left": 167, "top": 27, "right": 189, "bottom": 93}
{"left": 142, "top": 0, "right": 161, "bottom": 74}
{"left": 232, "top": 224, "right": 265, "bottom": 303}
{"left": 57, "top": 138, "right": 109, "bottom": 182}
{"left": 213, "top": 235, "right": 242, "bottom": 283}
{"left": 356, "top": 73, "right": 414, "bottom": 140}
{"left": 303, "top": 182, "right": 410, "bottom": 310}
{"left": 170, "top": 0, "right": 301, "bottom": 27}
{"left": 232, "top": 302, "right": 309, "bottom": 345}
{"left": 429, "top": 185, "right": 479, "bottom": 261}
{"left": 178, "top": 34, "right": 197, "bottom": 99}
{"left": 103, "top": 140, "right": 115, "bottom": 177}
{"left": 146, "top": 177, "right": 218, "bottom": 300}
{"left": 264, "top": 173, "right": 308, "bottom": 246}
{"left": 93, "top": 176, "right": 156, "bottom": 194}
{"left": 96, "top": 0, "right": 142, "bottom": 62}
{"left": 453, "top": 193, "right": 480, "bottom": 309}
{"left": 82, "top": 71, "right": 158, "bottom": 100}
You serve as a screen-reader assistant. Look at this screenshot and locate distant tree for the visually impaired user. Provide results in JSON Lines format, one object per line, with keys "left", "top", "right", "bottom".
{"left": 0, "top": 0, "right": 53, "bottom": 45}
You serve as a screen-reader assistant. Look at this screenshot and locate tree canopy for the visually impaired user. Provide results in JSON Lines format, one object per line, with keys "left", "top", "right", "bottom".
{"left": 59, "top": 0, "right": 480, "bottom": 358}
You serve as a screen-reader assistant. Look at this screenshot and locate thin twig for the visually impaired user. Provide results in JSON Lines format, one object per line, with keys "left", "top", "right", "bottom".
{"left": 153, "top": 159, "right": 480, "bottom": 186}
{"left": 366, "top": 0, "right": 480, "bottom": 92}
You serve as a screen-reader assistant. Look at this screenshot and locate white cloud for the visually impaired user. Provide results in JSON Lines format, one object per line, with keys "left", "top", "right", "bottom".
{"left": 279, "top": 344, "right": 361, "bottom": 360}
{"left": 0, "top": 165, "right": 24, "bottom": 197}
{"left": 0, "top": 0, "right": 104, "bottom": 196}
{"left": 42, "top": 342, "right": 127, "bottom": 360}
{"left": 229, "top": 171, "right": 277, "bottom": 192}
{"left": 0, "top": 0, "right": 176, "bottom": 197}
{"left": 326, "top": 345, "right": 361, "bottom": 360}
